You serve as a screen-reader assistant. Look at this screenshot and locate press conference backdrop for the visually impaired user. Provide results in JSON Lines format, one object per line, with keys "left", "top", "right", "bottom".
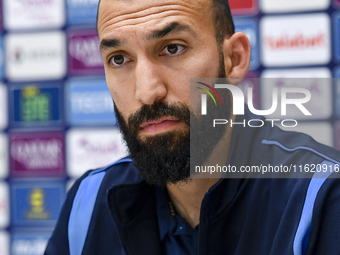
{"left": 0, "top": 0, "right": 340, "bottom": 254}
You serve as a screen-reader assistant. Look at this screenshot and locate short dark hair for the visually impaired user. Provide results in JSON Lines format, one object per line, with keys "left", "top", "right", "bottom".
{"left": 211, "top": 0, "right": 235, "bottom": 44}
{"left": 97, "top": 0, "right": 235, "bottom": 44}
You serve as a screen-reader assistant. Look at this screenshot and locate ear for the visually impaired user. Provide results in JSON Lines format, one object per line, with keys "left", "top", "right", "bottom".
{"left": 222, "top": 32, "right": 251, "bottom": 84}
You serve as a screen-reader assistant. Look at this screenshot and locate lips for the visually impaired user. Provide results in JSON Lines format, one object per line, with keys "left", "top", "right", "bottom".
{"left": 140, "top": 117, "right": 180, "bottom": 135}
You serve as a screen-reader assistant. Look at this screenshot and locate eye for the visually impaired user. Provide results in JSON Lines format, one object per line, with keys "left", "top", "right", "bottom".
{"left": 109, "top": 55, "right": 132, "bottom": 67}
{"left": 160, "top": 44, "right": 186, "bottom": 56}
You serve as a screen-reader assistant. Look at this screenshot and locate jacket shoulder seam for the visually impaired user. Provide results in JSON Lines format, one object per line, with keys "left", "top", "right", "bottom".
{"left": 262, "top": 139, "right": 340, "bottom": 165}
{"left": 88, "top": 157, "right": 133, "bottom": 176}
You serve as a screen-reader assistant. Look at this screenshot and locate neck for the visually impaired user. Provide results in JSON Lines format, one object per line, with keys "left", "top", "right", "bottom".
{"left": 166, "top": 114, "right": 235, "bottom": 228}
{"left": 166, "top": 178, "right": 219, "bottom": 228}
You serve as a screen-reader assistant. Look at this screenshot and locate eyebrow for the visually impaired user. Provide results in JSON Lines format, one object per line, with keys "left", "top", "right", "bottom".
{"left": 100, "top": 22, "right": 196, "bottom": 52}
{"left": 147, "top": 22, "right": 197, "bottom": 40}
{"left": 100, "top": 38, "right": 122, "bottom": 52}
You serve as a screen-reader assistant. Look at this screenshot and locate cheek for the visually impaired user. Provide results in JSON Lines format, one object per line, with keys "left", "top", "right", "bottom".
{"left": 105, "top": 74, "right": 136, "bottom": 120}
{"left": 170, "top": 50, "right": 220, "bottom": 101}
{"left": 179, "top": 45, "right": 221, "bottom": 79}
{"left": 193, "top": 53, "right": 221, "bottom": 77}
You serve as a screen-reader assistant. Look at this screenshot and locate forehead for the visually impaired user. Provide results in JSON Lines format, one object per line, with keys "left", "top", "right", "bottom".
{"left": 97, "top": 0, "right": 214, "bottom": 39}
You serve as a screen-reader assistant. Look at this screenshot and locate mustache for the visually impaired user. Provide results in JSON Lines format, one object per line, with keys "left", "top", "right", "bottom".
{"left": 127, "top": 101, "right": 190, "bottom": 132}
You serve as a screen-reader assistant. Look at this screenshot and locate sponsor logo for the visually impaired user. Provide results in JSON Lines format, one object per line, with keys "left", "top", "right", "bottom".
{"left": 0, "top": 183, "right": 9, "bottom": 228}
{"left": 66, "top": 128, "right": 128, "bottom": 177}
{"left": 20, "top": 86, "right": 51, "bottom": 122}
{"left": 9, "top": 47, "right": 61, "bottom": 63}
{"left": 11, "top": 231, "right": 51, "bottom": 255}
{"left": 3, "top": 0, "right": 65, "bottom": 30}
{"left": 0, "top": 84, "right": 8, "bottom": 130}
{"left": 10, "top": 83, "right": 62, "bottom": 127}
{"left": 66, "top": 0, "right": 100, "bottom": 26}
{"left": 261, "top": 69, "right": 332, "bottom": 120}
{"left": 261, "top": 0, "right": 330, "bottom": 13}
{"left": 234, "top": 19, "right": 259, "bottom": 70}
{"left": 67, "top": 78, "right": 116, "bottom": 126}
{"left": 68, "top": 29, "right": 104, "bottom": 75}
{"left": 26, "top": 188, "right": 49, "bottom": 220}
{"left": 10, "top": 181, "right": 65, "bottom": 227}
{"left": 260, "top": 14, "right": 331, "bottom": 66}
{"left": 265, "top": 33, "right": 326, "bottom": 50}
{"left": 229, "top": 0, "right": 258, "bottom": 15}
{"left": 10, "top": 132, "right": 65, "bottom": 177}
{"left": 5, "top": 32, "right": 66, "bottom": 81}
{"left": 0, "top": 134, "right": 9, "bottom": 179}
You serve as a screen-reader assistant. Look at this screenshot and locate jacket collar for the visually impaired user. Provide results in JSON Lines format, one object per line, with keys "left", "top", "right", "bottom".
{"left": 107, "top": 106, "right": 265, "bottom": 254}
{"left": 107, "top": 181, "right": 163, "bottom": 255}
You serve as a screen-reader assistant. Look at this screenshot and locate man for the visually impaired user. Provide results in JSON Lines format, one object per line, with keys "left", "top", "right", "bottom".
{"left": 45, "top": 0, "right": 340, "bottom": 254}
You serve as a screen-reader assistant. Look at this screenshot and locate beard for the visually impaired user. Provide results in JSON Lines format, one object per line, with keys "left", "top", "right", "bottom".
{"left": 114, "top": 53, "right": 231, "bottom": 187}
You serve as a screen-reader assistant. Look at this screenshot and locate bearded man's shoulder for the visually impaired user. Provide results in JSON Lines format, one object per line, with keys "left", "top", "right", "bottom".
{"left": 101, "top": 156, "right": 142, "bottom": 185}
{"left": 66, "top": 156, "right": 141, "bottom": 204}
{"left": 44, "top": 156, "right": 142, "bottom": 255}
{"left": 77, "top": 156, "right": 141, "bottom": 190}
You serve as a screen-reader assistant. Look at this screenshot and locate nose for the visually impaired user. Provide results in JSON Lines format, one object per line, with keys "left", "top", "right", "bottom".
{"left": 134, "top": 57, "right": 167, "bottom": 105}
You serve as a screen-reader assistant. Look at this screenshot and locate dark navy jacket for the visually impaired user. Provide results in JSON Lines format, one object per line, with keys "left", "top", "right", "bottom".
{"left": 45, "top": 111, "right": 340, "bottom": 255}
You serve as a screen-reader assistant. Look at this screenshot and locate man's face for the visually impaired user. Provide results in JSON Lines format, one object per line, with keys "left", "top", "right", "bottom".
{"left": 98, "top": 0, "right": 227, "bottom": 186}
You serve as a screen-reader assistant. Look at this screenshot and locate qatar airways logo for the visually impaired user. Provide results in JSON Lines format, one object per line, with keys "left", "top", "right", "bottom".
{"left": 11, "top": 139, "right": 63, "bottom": 169}
{"left": 198, "top": 83, "right": 312, "bottom": 128}
{"left": 69, "top": 37, "right": 103, "bottom": 67}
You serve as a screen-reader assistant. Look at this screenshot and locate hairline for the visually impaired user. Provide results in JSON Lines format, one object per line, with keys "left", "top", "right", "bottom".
{"left": 96, "top": 0, "right": 235, "bottom": 44}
